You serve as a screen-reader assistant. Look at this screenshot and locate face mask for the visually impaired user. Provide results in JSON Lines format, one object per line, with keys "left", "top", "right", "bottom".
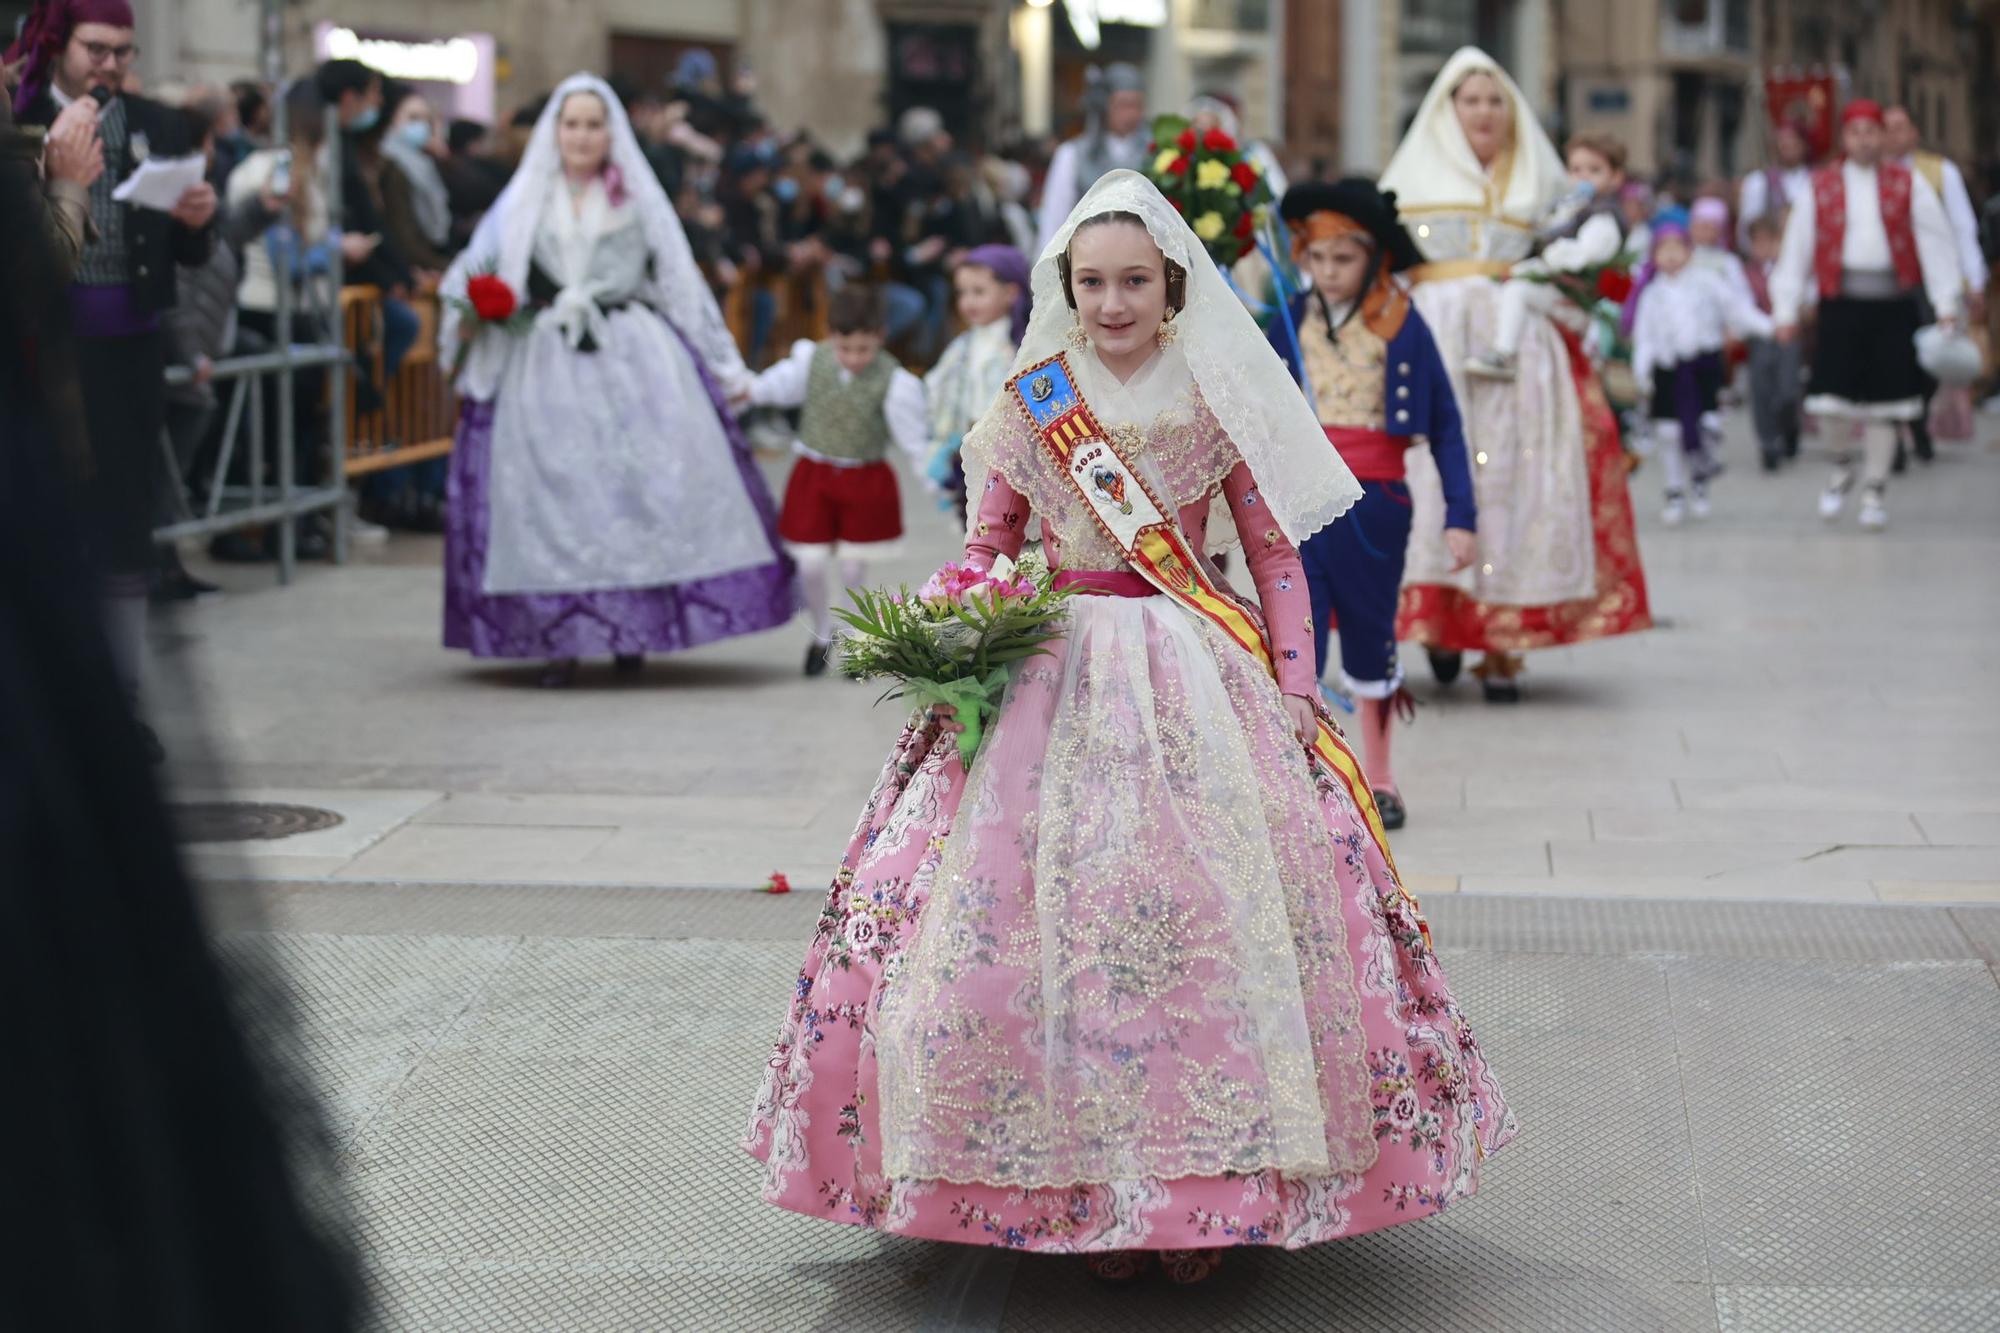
{"left": 772, "top": 177, "right": 800, "bottom": 204}
{"left": 822, "top": 174, "right": 845, "bottom": 200}
{"left": 348, "top": 105, "right": 379, "bottom": 133}
{"left": 395, "top": 121, "right": 432, "bottom": 150}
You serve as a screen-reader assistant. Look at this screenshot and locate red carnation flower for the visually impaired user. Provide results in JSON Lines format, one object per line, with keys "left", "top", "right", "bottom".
{"left": 465, "top": 273, "right": 518, "bottom": 323}
{"left": 1166, "top": 154, "right": 1190, "bottom": 177}
{"left": 1596, "top": 268, "right": 1634, "bottom": 303}
{"left": 761, "top": 871, "right": 792, "bottom": 895}
{"left": 1176, "top": 128, "right": 1197, "bottom": 152}
{"left": 1231, "top": 160, "right": 1260, "bottom": 192}
{"left": 1202, "top": 127, "right": 1237, "bottom": 153}
{"left": 1233, "top": 211, "right": 1255, "bottom": 238}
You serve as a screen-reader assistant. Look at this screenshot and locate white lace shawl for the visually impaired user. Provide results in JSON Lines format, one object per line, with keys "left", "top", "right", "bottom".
{"left": 963, "top": 170, "right": 1360, "bottom": 550}
{"left": 438, "top": 72, "right": 748, "bottom": 401}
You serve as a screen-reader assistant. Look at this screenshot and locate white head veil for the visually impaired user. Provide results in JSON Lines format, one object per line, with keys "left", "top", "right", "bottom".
{"left": 1378, "top": 46, "right": 1566, "bottom": 222}
{"left": 968, "top": 169, "right": 1359, "bottom": 548}
{"left": 439, "top": 73, "right": 749, "bottom": 399}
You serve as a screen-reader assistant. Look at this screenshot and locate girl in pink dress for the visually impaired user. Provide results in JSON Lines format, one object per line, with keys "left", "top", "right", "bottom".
{"left": 744, "top": 171, "right": 1517, "bottom": 1284}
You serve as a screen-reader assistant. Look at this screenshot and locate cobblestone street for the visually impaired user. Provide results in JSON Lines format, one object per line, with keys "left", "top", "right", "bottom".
{"left": 170, "top": 419, "right": 2000, "bottom": 1330}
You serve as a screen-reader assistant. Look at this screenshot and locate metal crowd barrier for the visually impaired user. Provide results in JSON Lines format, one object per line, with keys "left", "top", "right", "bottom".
{"left": 151, "top": 84, "right": 345, "bottom": 587}
{"left": 154, "top": 285, "right": 461, "bottom": 585}
{"left": 156, "top": 340, "right": 349, "bottom": 586}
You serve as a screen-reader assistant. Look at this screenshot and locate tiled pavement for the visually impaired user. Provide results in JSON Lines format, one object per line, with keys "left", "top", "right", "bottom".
{"left": 222, "top": 886, "right": 2000, "bottom": 1332}
{"left": 168, "top": 419, "right": 2000, "bottom": 906}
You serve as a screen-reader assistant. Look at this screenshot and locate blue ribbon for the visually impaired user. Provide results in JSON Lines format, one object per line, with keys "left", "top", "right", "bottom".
{"left": 1259, "top": 228, "right": 1320, "bottom": 421}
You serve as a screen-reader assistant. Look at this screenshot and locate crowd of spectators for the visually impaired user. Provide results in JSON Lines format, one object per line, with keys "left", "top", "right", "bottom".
{"left": 26, "top": 37, "right": 2000, "bottom": 587}
{"left": 615, "top": 51, "right": 1043, "bottom": 365}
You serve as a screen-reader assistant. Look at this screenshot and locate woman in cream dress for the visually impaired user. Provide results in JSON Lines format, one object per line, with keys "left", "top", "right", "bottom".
{"left": 1379, "top": 48, "right": 1650, "bottom": 701}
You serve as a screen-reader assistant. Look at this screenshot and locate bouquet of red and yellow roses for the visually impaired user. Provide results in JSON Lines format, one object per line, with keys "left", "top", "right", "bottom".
{"left": 1143, "top": 114, "right": 1275, "bottom": 268}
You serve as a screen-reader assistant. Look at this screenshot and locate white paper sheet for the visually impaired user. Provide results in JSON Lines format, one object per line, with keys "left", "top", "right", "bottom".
{"left": 109, "top": 153, "right": 206, "bottom": 212}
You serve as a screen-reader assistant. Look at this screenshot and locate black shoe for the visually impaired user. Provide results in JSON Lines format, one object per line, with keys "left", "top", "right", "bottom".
{"left": 1374, "top": 789, "right": 1407, "bottom": 830}
{"left": 296, "top": 516, "right": 333, "bottom": 562}
{"left": 1426, "top": 649, "right": 1463, "bottom": 686}
{"left": 536, "top": 658, "right": 579, "bottom": 688}
{"left": 613, "top": 653, "right": 645, "bottom": 674}
{"left": 804, "top": 642, "right": 831, "bottom": 677}
{"left": 1480, "top": 675, "right": 1520, "bottom": 704}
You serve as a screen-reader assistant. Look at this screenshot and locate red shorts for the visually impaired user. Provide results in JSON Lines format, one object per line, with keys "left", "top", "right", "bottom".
{"left": 778, "top": 457, "right": 903, "bottom": 550}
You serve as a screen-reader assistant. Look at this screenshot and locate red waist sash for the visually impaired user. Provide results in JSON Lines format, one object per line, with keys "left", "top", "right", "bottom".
{"left": 1325, "top": 425, "right": 1406, "bottom": 482}
{"left": 1053, "top": 568, "right": 1161, "bottom": 598}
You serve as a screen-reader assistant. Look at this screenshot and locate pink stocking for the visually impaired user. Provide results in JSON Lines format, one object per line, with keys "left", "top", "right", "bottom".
{"left": 1360, "top": 696, "right": 1397, "bottom": 795}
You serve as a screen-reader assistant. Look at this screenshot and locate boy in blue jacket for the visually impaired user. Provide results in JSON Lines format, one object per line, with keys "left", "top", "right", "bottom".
{"left": 1270, "top": 179, "right": 1478, "bottom": 830}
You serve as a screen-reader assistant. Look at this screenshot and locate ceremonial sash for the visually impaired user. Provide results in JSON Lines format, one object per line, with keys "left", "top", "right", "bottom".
{"left": 1006, "top": 353, "right": 1429, "bottom": 943}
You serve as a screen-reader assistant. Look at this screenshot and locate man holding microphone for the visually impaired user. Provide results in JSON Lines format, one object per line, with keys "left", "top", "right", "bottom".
{"left": 7, "top": 0, "right": 216, "bottom": 757}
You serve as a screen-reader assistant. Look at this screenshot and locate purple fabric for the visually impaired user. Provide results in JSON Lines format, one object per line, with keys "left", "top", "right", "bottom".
{"left": 1670, "top": 351, "right": 1722, "bottom": 468}
{"left": 443, "top": 322, "right": 798, "bottom": 661}
{"left": 957, "top": 243, "right": 1033, "bottom": 344}
{"left": 70, "top": 285, "right": 159, "bottom": 338}
{"left": 7, "top": 0, "right": 135, "bottom": 115}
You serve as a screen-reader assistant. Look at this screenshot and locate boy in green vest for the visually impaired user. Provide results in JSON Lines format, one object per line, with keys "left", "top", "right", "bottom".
{"left": 748, "top": 286, "right": 930, "bottom": 675}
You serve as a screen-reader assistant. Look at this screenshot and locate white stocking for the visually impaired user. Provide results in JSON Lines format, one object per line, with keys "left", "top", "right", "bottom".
{"left": 1858, "top": 421, "right": 1898, "bottom": 489}
{"left": 795, "top": 549, "right": 834, "bottom": 643}
{"left": 1654, "top": 421, "right": 1689, "bottom": 493}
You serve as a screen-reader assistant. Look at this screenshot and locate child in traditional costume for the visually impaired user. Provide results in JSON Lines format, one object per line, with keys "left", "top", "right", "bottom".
{"left": 1687, "top": 196, "right": 1758, "bottom": 453}
{"left": 745, "top": 170, "right": 1517, "bottom": 1283}
{"left": 1631, "top": 213, "right": 1773, "bottom": 524}
{"left": 1269, "top": 179, "right": 1477, "bottom": 830}
{"left": 921, "top": 245, "right": 1030, "bottom": 522}
{"left": 1742, "top": 215, "right": 1802, "bottom": 470}
{"left": 1770, "top": 98, "right": 1963, "bottom": 532}
{"left": 439, "top": 75, "right": 795, "bottom": 688}
{"left": 1464, "top": 133, "right": 1630, "bottom": 382}
{"left": 749, "top": 287, "right": 929, "bottom": 675}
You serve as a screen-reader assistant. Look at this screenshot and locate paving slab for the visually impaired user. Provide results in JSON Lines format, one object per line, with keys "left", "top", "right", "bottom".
{"left": 222, "top": 890, "right": 1999, "bottom": 1331}
{"left": 160, "top": 413, "right": 2000, "bottom": 910}
{"left": 1460, "top": 874, "right": 1881, "bottom": 903}
{"left": 1589, "top": 808, "right": 1928, "bottom": 847}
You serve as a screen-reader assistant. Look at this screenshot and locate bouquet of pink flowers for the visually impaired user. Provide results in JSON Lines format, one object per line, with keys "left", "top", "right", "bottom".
{"left": 835, "top": 552, "right": 1075, "bottom": 766}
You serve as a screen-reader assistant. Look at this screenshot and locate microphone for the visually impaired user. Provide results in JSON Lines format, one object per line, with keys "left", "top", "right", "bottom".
{"left": 89, "top": 85, "right": 113, "bottom": 106}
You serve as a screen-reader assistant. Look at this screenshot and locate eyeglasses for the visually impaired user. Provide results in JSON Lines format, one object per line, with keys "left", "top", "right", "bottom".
{"left": 76, "top": 39, "right": 141, "bottom": 66}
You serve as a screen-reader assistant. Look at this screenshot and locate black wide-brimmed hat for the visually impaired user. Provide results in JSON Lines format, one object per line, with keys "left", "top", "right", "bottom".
{"left": 1279, "top": 178, "right": 1424, "bottom": 272}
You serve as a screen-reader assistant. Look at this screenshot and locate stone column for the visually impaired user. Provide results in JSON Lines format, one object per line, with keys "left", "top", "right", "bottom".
{"left": 740, "top": 0, "right": 888, "bottom": 160}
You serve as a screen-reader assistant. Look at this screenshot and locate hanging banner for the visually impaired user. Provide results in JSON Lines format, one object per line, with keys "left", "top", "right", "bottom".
{"left": 1763, "top": 69, "right": 1838, "bottom": 161}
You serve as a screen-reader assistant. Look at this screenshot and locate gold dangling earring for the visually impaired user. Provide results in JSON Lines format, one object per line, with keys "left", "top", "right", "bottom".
{"left": 1066, "top": 319, "right": 1091, "bottom": 351}
{"left": 1156, "top": 309, "right": 1180, "bottom": 349}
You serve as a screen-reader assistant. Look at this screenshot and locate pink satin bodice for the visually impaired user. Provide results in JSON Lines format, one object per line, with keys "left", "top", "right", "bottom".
{"left": 965, "top": 461, "right": 1319, "bottom": 698}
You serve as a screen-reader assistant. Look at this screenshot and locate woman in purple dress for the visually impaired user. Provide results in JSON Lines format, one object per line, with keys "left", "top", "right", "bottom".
{"left": 438, "top": 74, "right": 795, "bottom": 686}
